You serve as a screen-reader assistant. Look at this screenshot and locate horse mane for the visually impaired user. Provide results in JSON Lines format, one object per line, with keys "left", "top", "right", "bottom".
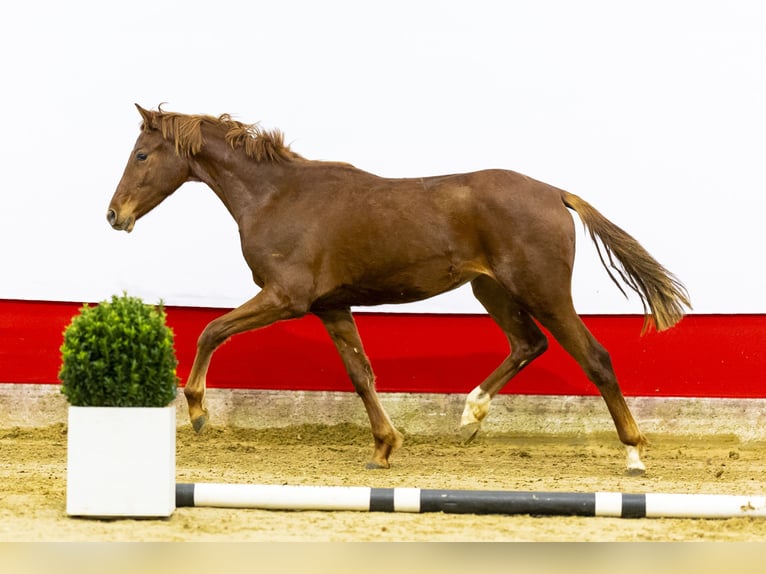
{"left": 142, "top": 105, "right": 303, "bottom": 163}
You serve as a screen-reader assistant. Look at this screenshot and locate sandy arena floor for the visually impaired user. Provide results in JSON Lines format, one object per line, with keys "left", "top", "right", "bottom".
{"left": 1, "top": 422, "right": 765, "bottom": 542}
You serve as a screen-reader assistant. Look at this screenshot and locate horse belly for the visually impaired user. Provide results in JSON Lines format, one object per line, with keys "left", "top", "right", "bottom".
{"left": 312, "top": 262, "right": 477, "bottom": 310}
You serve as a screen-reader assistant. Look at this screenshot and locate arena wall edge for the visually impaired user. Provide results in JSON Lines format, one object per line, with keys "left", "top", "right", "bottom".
{"left": 3, "top": 384, "right": 765, "bottom": 441}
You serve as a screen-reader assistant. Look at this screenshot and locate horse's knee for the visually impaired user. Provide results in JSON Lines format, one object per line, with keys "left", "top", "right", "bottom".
{"left": 349, "top": 364, "right": 376, "bottom": 396}
{"left": 197, "top": 322, "right": 226, "bottom": 353}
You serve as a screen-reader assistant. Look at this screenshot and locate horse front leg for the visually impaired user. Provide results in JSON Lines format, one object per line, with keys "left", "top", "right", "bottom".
{"left": 184, "top": 287, "right": 306, "bottom": 433}
{"left": 316, "top": 308, "right": 403, "bottom": 469}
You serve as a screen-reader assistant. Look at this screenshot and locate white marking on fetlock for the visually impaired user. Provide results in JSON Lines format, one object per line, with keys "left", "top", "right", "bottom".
{"left": 626, "top": 445, "right": 646, "bottom": 475}
{"left": 460, "top": 386, "right": 492, "bottom": 429}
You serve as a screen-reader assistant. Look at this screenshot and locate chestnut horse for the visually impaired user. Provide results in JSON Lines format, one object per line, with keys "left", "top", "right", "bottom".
{"left": 108, "top": 105, "right": 690, "bottom": 474}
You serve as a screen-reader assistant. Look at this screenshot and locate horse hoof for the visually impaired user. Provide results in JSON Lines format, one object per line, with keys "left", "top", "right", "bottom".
{"left": 191, "top": 413, "right": 208, "bottom": 434}
{"left": 625, "top": 445, "right": 646, "bottom": 476}
{"left": 625, "top": 466, "right": 646, "bottom": 477}
{"left": 365, "top": 460, "right": 389, "bottom": 470}
{"left": 459, "top": 422, "right": 481, "bottom": 443}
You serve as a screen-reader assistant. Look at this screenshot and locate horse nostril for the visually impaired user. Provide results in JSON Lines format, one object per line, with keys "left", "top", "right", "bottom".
{"left": 106, "top": 209, "right": 117, "bottom": 226}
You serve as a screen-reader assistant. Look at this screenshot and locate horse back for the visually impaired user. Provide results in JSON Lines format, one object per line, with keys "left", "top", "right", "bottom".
{"left": 242, "top": 165, "right": 573, "bottom": 309}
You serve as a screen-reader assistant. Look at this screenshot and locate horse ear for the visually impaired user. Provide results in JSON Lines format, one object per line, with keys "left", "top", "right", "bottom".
{"left": 134, "top": 103, "right": 154, "bottom": 128}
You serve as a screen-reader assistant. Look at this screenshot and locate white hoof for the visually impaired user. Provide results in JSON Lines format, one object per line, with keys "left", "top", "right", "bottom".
{"left": 460, "top": 386, "right": 491, "bottom": 442}
{"left": 625, "top": 445, "right": 646, "bottom": 476}
{"left": 459, "top": 422, "right": 481, "bottom": 442}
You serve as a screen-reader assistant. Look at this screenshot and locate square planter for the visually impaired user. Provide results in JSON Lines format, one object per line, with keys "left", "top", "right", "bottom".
{"left": 66, "top": 405, "right": 176, "bottom": 517}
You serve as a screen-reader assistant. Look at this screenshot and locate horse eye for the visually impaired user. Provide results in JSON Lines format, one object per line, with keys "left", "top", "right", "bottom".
{"left": 136, "top": 152, "right": 148, "bottom": 161}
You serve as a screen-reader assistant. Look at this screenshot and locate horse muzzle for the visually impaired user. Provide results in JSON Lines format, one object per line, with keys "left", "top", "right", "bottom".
{"left": 106, "top": 209, "right": 135, "bottom": 233}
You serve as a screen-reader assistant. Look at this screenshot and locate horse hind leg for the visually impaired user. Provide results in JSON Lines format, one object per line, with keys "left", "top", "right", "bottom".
{"left": 460, "top": 276, "right": 549, "bottom": 441}
{"left": 533, "top": 304, "right": 648, "bottom": 475}
{"left": 315, "top": 308, "right": 403, "bottom": 469}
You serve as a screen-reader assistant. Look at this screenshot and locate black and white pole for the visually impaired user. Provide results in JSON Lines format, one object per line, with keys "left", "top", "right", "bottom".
{"left": 176, "top": 483, "right": 766, "bottom": 519}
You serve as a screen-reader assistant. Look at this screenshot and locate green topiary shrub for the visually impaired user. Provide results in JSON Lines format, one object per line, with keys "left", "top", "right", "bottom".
{"left": 59, "top": 293, "right": 179, "bottom": 407}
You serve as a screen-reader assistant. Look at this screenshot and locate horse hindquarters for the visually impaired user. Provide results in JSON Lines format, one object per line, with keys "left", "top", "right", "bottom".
{"left": 463, "top": 190, "right": 648, "bottom": 473}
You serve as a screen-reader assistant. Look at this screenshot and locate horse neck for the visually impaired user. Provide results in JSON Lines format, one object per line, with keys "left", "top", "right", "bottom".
{"left": 189, "top": 140, "right": 283, "bottom": 221}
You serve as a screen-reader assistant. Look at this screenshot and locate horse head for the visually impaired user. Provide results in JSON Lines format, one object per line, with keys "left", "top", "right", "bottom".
{"left": 106, "top": 104, "right": 194, "bottom": 232}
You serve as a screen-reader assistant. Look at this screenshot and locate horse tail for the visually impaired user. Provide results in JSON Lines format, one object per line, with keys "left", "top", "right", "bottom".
{"left": 561, "top": 190, "right": 691, "bottom": 333}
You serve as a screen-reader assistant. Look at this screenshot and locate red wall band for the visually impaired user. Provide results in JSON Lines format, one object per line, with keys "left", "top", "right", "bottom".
{"left": 1, "top": 299, "right": 763, "bottom": 398}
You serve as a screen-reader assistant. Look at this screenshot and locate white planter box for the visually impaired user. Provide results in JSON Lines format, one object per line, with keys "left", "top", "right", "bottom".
{"left": 66, "top": 405, "right": 176, "bottom": 517}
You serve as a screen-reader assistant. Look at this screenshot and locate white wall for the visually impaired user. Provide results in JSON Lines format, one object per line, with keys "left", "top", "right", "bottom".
{"left": 1, "top": 1, "right": 764, "bottom": 313}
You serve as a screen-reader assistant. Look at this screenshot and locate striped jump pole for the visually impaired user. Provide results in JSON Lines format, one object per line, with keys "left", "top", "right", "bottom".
{"left": 176, "top": 483, "right": 766, "bottom": 519}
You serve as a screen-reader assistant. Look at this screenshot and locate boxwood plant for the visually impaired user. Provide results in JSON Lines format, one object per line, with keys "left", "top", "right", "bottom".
{"left": 59, "top": 293, "right": 179, "bottom": 407}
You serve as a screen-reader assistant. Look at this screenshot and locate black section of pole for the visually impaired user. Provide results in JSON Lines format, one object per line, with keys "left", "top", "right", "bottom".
{"left": 620, "top": 493, "right": 647, "bottom": 518}
{"left": 369, "top": 488, "right": 395, "bottom": 512}
{"left": 419, "top": 489, "right": 597, "bottom": 516}
{"left": 176, "top": 483, "right": 195, "bottom": 507}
